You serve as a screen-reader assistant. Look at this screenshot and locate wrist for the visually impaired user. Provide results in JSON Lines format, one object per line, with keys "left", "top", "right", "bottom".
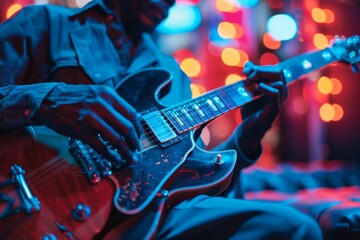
{"left": 234, "top": 125, "right": 262, "bottom": 160}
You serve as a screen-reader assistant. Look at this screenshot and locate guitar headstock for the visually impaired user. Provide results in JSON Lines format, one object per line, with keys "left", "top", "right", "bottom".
{"left": 330, "top": 35, "right": 360, "bottom": 73}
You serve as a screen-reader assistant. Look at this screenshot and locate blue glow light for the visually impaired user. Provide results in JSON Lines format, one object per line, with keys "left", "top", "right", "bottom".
{"left": 157, "top": 4, "right": 202, "bottom": 34}
{"left": 266, "top": 14, "right": 298, "bottom": 41}
{"left": 238, "top": 0, "right": 259, "bottom": 7}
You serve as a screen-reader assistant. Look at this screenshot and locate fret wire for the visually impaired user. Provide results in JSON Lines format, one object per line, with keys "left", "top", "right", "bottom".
{"left": 206, "top": 92, "right": 224, "bottom": 113}
{"left": 199, "top": 96, "right": 217, "bottom": 119}
{"left": 165, "top": 110, "right": 186, "bottom": 132}
{"left": 210, "top": 91, "right": 230, "bottom": 113}
{"left": 203, "top": 95, "right": 221, "bottom": 116}
{"left": 184, "top": 102, "right": 203, "bottom": 126}
{"left": 195, "top": 97, "right": 213, "bottom": 120}
{"left": 224, "top": 85, "right": 244, "bottom": 107}
{"left": 192, "top": 99, "right": 209, "bottom": 123}
{"left": 186, "top": 104, "right": 202, "bottom": 124}
{"left": 217, "top": 87, "right": 237, "bottom": 109}
{"left": 175, "top": 106, "right": 193, "bottom": 129}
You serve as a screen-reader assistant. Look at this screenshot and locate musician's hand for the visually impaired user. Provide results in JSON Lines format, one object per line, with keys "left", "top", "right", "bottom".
{"left": 236, "top": 61, "right": 288, "bottom": 159}
{"left": 34, "top": 84, "right": 142, "bottom": 163}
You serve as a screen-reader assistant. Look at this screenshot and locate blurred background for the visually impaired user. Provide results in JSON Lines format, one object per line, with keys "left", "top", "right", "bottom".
{"left": 2, "top": 0, "right": 360, "bottom": 168}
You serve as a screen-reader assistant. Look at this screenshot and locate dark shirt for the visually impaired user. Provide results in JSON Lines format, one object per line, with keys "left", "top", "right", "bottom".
{"left": 0, "top": 0, "right": 191, "bottom": 129}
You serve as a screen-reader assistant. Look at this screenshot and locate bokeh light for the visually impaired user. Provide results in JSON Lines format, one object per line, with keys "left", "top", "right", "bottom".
{"left": 218, "top": 22, "right": 244, "bottom": 39}
{"left": 320, "top": 103, "right": 335, "bottom": 122}
{"left": 266, "top": 14, "right": 298, "bottom": 41}
{"left": 317, "top": 76, "right": 333, "bottom": 94}
{"left": 180, "top": 58, "right": 202, "bottom": 77}
{"left": 332, "top": 104, "right": 344, "bottom": 121}
{"left": 6, "top": 3, "right": 22, "bottom": 19}
{"left": 225, "top": 74, "right": 244, "bottom": 85}
{"left": 215, "top": 0, "right": 241, "bottom": 13}
{"left": 221, "top": 48, "right": 241, "bottom": 66}
{"left": 157, "top": 4, "right": 202, "bottom": 34}
{"left": 313, "top": 33, "right": 329, "bottom": 49}
{"left": 263, "top": 33, "right": 281, "bottom": 50}
{"left": 260, "top": 52, "right": 279, "bottom": 65}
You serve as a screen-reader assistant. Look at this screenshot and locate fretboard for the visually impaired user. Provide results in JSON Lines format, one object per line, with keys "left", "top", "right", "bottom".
{"left": 162, "top": 47, "right": 339, "bottom": 133}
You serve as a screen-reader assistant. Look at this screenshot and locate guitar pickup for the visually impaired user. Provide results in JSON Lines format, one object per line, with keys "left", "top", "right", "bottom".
{"left": 142, "top": 110, "right": 180, "bottom": 147}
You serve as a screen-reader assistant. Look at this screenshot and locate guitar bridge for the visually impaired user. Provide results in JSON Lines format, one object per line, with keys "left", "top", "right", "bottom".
{"left": 68, "top": 138, "right": 126, "bottom": 184}
{"left": 0, "top": 165, "right": 40, "bottom": 220}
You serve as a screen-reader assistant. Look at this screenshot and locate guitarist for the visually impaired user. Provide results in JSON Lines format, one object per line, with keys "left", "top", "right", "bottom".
{"left": 0, "top": 0, "right": 322, "bottom": 239}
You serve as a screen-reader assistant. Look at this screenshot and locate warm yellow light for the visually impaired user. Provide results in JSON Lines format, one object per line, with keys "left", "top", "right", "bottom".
{"left": 215, "top": 0, "right": 240, "bottom": 13}
{"left": 221, "top": 48, "right": 241, "bottom": 66}
{"left": 190, "top": 83, "right": 206, "bottom": 98}
{"left": 180, "top": 58, "right": 202, "bottom": 78}
{"left": 263, "top": 33, "right": 281, "bottom": 50}
{"left": 313, "top": 33, "right": 329, "bottom": 49}
{"left": 332, "top": 104, "right": 344, "bottom": 121}
{"left": 312, "top": 8, "right": 326, "bottom": 23}
{"left": 6, "top": 4, "right": 22, "bottom": 19}
{"left": 330, "top": 77, "right": 342, "bottom": 95}
{"left": 225, "top": 74, "right": 243, "bottom": 85}
{"left": 319, "top": 103, "right": 335, "bottom": 122}
{"left": 218, "top": 22, "right": 244, "bottom": 39}
{"left": 317, "top": 76, "right": 333, "bottom": 94}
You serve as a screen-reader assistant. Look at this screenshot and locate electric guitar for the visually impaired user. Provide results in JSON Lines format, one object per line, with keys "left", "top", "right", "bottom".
{"left": 0, "top": 35, "right": 359, "bottom": 239}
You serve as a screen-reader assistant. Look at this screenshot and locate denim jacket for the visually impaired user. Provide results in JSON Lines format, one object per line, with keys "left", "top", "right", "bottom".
{"left": 0, "top": 0, "right": 191, "bottom": 129}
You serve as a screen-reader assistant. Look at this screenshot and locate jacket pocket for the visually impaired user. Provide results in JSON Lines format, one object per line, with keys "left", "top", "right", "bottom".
{"left": 70, "top": 24, "right": 118, "bottom": 86}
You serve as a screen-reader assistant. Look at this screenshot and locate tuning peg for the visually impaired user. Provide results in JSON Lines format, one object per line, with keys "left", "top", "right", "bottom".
{"left": 351, "top": 64, "right": 359, "bottom": 74}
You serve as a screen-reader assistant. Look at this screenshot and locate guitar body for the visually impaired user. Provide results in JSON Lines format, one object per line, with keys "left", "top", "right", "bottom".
{"left": 0, "top": 128, "right": 115, "bottom": 239}
{"left": 0, "top": 68, "right": 236, "bottom": 239}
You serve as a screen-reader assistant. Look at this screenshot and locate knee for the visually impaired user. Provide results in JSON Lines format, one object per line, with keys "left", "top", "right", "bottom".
{"left": 260, "top": 205, "right": 323, "bottom": 240}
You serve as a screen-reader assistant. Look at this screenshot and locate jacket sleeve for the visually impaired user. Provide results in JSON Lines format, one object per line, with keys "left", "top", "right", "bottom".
{"left": 0, "top": 6, "right": 60, "bottom": 129}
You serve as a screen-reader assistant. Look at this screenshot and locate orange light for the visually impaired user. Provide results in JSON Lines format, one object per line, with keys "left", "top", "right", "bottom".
{"left": 313, "top": 33, "right": 329, "bottom": 49}
{"left": 180, "top": 58, "right": 202, "bottom": 77}
{"left": 190, "top": 83, "right": 206, "bottom": 98}
{"left": 6, "top": 4, "right": 22, "bottom": 19}
{"left": 324, "top": 9, "right": 335, "bottom": 24}
{"left": 221, "top": 48, "right": 241, "bottom": 66}
{"left": 312, "top": 8, "right": 326, "bottom": 23}
{"left": 263, "top": 33, "right": 281, "bottom": 50}
{"left": 317, "top": 76, "right": 333, "bottom": 94}
{"left": 332, "top": 104, "right": 344, "bottom": 121}
{"left": 238, "top": 49, "right": 249, "bottom": 67}
{"left": 215, "top": 0, "right": 240, "bottom": 13}
{"left": 225, "top": 74, "right": 244, "bottom": 85}
{"left": 330, "top": 77, "right": 342, "bottom": 95}
{"left": 218, "top": 22, "right": 244, "bottom": 39}
{"left": 319, "top": 103, "right": 335, "bottom": 122}
{"left": 260, "top": 52, "right": 279, "bottom": 65}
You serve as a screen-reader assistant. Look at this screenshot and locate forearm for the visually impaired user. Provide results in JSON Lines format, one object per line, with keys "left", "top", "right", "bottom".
{"left": 0, "top": 83, "right": 60, "bottom": 129}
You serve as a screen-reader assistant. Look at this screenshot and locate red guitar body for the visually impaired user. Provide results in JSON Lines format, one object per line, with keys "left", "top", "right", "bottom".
{"left": 0, "top": 69, "right": 236, "bottom": 239}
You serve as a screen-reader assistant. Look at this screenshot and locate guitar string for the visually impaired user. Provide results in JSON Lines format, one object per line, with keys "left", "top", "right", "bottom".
{"left": 27, "top": 153, "right": 69, "bottom": 184}
{"left": 30, "top": 159, "right": 70, "bottom": 186}
{"left": 26, "top": 152, "right": 66, "bottom": 178}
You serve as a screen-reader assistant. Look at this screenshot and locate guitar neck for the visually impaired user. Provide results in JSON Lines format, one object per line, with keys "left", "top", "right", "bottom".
{"left": 280, "top": 47, "right": 338, "bottom": 84}
{"left": 161, "top": 47, "right": 340, "bottom": 133}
